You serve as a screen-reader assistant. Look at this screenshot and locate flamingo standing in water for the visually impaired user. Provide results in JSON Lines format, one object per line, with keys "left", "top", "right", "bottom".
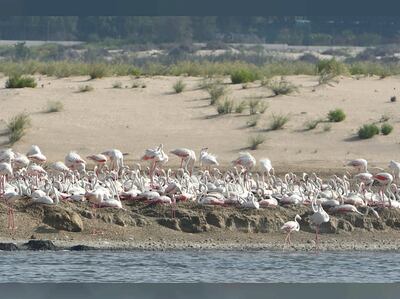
{"left": 200, "top": 148, "right": 219, "bottom": 171}
{"left": 281, "top": 214, "right": 301, "bottom": 250}
{"left": 309, "top": 197, "right": 330, "bottom": 252}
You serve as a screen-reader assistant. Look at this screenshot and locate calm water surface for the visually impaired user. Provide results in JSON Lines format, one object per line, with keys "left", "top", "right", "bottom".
{"left": 0, "top": 250, "right": 399, "bottom": 282}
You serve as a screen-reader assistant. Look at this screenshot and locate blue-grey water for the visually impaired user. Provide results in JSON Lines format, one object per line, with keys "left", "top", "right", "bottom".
{"left": 0, "top": 250, "right": 399, "bottom": 283}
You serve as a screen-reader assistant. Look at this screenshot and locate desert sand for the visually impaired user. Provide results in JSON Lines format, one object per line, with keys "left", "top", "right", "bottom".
{"left": 0, "top": 74, "right": 398, "bottom": 172}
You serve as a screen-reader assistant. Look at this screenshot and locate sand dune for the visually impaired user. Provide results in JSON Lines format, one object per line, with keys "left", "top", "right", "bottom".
{"left": 0, "top": 74, "right": 399, "bottom": 171}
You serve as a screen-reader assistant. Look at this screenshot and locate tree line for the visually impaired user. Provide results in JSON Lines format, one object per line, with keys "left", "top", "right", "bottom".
{"left": 0, "top": 16, "right": 400, "bottom": 45}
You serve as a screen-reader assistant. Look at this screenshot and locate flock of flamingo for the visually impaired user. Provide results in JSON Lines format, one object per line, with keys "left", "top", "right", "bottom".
{"left": 0, "top": 144, "right": 399, "bottom": 249}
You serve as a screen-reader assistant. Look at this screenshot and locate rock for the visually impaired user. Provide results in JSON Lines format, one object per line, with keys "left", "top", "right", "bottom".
{"left": 158, "top": 218, "right": 181, "bottom": 231}
{"left": 372, "top": 219, "right": 385, "bottom": 230}
{"left": 42, "top": 206, "right": 83, "bottom": 232}
{"left": 30, "top": 234, "right": 37, "bottom": 240}
{"left": 101, "top": 214, "right": 113, "bottom": 224}
{"left": 205, "top": 212, "right": 225, "bottom": 228}
{"left": 70, "top": 245, "right": 95, "bottom": 251}
{"left": 0, "top": 243, "right": 18, "bottom": 251}
{"left": 226, "top": 215, "right": 257, "bottom": 233}
{"left": 338, "top": 219, "right": 354, "bottom": 232}
{"left": 179, "top": 216, "right": 207, "bottom": 233}
{"left": 80, "top": 210, "right": 94, "bottom": 219}
{"left": 25, "top": 240, "right": 57, "bottom": 251}
{"left": 319, "top": 218, "right": 338, "bottom": 234}
{"left": 113, "top": 215, "right": 126, "bottom": 227}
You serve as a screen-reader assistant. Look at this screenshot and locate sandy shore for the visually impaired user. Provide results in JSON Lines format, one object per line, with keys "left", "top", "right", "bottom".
{"left": 0, "top": 74, "right": 399, "bottom": 171}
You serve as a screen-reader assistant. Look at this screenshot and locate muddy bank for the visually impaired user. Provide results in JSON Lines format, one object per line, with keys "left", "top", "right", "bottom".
{"left": 1, "top": 200, "right": 400, "bottom": 251}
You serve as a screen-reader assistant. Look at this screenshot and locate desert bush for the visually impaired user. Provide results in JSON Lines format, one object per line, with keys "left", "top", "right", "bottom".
{"left": 381, "top": 123, "right": 393, "bottom": 135}
{"left": 304, "top": 119, "right": 321, "bottom": 131}
{"left": 235, "top": 101, "right": 247, "bottom": 113}
{"left": 270, "top": 114, "right": 289, "bottom": 130}
{"left": 173, "top": 79, "right": 186, "bottom": 93}
{"left": 316, "top": 58, "right": 349, "bottom": 76}
{"left": 217, "top": 98, "right": 234, "bottom": 115}
{"left": 7, "top": 113, "right": 30, "bottom": 144}
{"left": 248, "top": 134, "right": 265, "bottom": 150}
{"left": 358, "top": 124, "right": 380, "bottom": 139}
{"left": 230, "top": 69, "right": 258, "bottom": 84}
{"left": 247, "top": 116, "right": 260, "bottom": 128}
{"left": 78, "top": 85, "right": 94, "bottom": 92}
{"left": 266, "top": 78, "right": 298, "bottom": 96}
{"left": 248, "top": 99, "right": 260, "bottom": 115}
{"left": 88, "top": 63, "right": 108, "bottom": 79}
{"left": 208, "top": 84, "right": 226, "bottom": 105}
{"left": 5, "top": 75, "right": 37, "bottom": 88}
{"left": 112, "top": 81, "right": 122, "bottom": 88}
{"left": 327, "top": 109, "right": 346, "bottom": 122}
{"left": 46, "top": 101, "right": 64, "bottom": 113}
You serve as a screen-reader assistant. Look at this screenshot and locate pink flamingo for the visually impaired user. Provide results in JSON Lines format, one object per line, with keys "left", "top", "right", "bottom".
{"left": 199, "top": 148, "right": 219, "bottom": 171}
{"left": 87, "top": 154, "right": 108, "bottom": 175}
{"left": 281, "top": 214, "right": 301, "bottom": 250}
{"left": 373, "top": 172, "right": 393, "bottom": 207}
{"left": 170, "top": 148, "right": 196, "bottom": 175}
{"left": 65, "top": 151, "right": 86, "bottom": 172}
{"left": 346, "top": 159, "right": 368, "bottom": 173}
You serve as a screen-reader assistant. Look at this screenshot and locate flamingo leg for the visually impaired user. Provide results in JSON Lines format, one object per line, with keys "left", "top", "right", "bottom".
{"left": 283, "top": 232, "right": 289, "bottom": 251}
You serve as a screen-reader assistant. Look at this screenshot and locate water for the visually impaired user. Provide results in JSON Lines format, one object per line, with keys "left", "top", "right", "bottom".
{"left": 1, "top": 250, "right": 399, "bottom": 282}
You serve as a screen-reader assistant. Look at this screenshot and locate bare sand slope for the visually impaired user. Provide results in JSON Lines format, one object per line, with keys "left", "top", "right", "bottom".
{"left": 0, "top": 74, "right": 399, "bottom": 171}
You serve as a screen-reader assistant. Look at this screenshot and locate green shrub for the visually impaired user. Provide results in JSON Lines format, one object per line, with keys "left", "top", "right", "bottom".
{"left": 270, "top": 114, "right": 289, "bottom": 130}
{"left": 267, "top": 78, "right": 298, "bottom": 96}
{"left": 248, "top": 99, "right": 260, "bottom": 115}
{"left": 46, "top": 101, "right": 64, "bottom": 113}
{"left": 88, "top": 64, "right": 108, "bottom": 79}
{"left": 316, "top": 58, "right": 349, "bottom": 76}
{"left": 248, "top": 134, "right": 265, "bottom": 150}
{"left": 381, "top": 123, "right": 393, "bottom": 135}
{"left": 78, "top": 85, "right": 94, "bottom": 92}
{"left": 304, "top": 119, "right": 321, "bottom": 131}
{"left": 208, "top": 84, "right": 226, "bottom": 105}
{"left": 7, "top": 113, "right": 31, "bottom": 144}
{"left": 230, "top": 69, "right": 258, "bottom": 84}
{"left": 328, "top": 109, "right": 346, "bottom": 122}
{"left": 235, "top": 101, "right": 247, "bottom": 113}
{"left": 217, "top": 98, "right": 234, "bottom": 115}
{"left": 247, "top": 116, "right": 259, "bottom": 128}
{"left": 173, "top": 79, "right": 186, "bottom": 93}
{"left": 5, "top": 75, "right": 37, "bottom": 88}
{"left": 358, "top": 124, "right": 379, "bottom": 139}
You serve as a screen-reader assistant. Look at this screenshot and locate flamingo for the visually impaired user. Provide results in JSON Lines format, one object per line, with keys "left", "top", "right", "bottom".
{"left": 373, "top": 172, "right": 393, "bottom": 207}
{"left": 170, "top": 148, "right": 196, "bottom": 174}
{"left": 142, "top": 144, "right": 163, "bottom": 183}
{"left": 309, "top": 197, "right": 330, "bottom": 251}
{"left": 101, "top": 149, "right": 124, "bottom": 175}
{"left": 87, "top": 154, "right": 108, "bottom": 175}
{"left": 65, "top": 151, "right": 86, "bottom": 171}
{"left": 281, "top": 214, "right": 301, "bottom": 249}
{"left": 200, "top": 148, "right": 219, "bottom": 171}
{"left": 346, "top": 159, "right": 368, "bottom": 173}
{"left": 388, "top": 160, "right": 400, "bottom": 182}
{"left": 0, "top": 162, "right": 13, "bottom": 196}
{"left": 26, "top": 145, "right": 47, "bottom": 164}
{"left": 232, "top": 152, "right": 256, "bottom": 172}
